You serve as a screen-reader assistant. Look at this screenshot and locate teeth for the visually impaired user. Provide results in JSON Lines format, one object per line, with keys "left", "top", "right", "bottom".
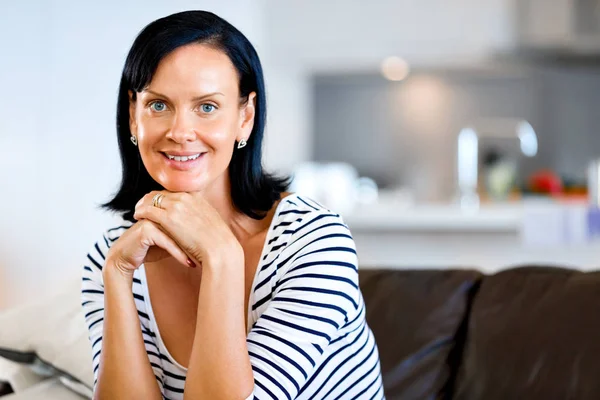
{"left": 165, "top": 153, "right": 201, "bottom": 162}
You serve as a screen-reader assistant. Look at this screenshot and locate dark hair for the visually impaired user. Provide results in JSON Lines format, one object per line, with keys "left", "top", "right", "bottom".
{"left": 102, "top": 10, "right": 290, "bottom": 222}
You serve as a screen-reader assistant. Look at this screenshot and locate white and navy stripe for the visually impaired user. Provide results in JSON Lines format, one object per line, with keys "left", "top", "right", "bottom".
{"left": 82, "top": 193, "right": 385, "bottom": 399}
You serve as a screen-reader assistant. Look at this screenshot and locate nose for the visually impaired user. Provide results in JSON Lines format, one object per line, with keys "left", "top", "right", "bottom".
{"left": 166, "top": 111, "right": 197, "bottom": 143}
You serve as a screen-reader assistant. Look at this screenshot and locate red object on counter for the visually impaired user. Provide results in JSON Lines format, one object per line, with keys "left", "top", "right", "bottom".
{"left": 528, "top": 169, "right": 564, "bottom": 194}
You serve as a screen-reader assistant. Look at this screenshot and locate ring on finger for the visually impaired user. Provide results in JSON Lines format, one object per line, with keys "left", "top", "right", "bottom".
{"left": 152, "top": 193, "right": 165, "bottom": 209}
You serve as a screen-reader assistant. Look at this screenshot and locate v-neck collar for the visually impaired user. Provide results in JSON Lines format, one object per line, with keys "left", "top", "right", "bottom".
{"left": 138, "top": 193, "right": 298, "bottom": 371}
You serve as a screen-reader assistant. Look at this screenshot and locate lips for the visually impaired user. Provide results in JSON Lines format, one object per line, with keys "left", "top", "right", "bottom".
{"left": 161, "top": 152, "right": 206, "bottom": 171}
{"left": 162, "top": 152, "right": 203, "bottom": 162}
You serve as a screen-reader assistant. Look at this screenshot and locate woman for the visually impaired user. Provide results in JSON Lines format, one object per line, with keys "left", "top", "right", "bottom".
{"left": 81, "top": 10, "right": 384, "bottom": 400}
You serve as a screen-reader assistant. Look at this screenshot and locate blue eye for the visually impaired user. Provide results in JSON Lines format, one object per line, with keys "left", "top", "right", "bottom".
{"left": 201, "top": 104, "right": 215, "bottom": 113}
{"left": 150, "top": 101, "right": 166, "bottom": 112}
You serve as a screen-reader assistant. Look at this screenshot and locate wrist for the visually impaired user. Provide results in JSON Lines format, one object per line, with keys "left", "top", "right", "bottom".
{"left": 203, "top": 242, "right": 244, "bottom": 268}
{"left": 103, "top": 258, "right": 135, "bottom": 285}
{"left": 204, "top": 245, "right": 244, "bottom": 272}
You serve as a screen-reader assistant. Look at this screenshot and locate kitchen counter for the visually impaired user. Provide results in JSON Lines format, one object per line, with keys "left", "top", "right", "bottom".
{"left": 340, "top": 197, "right": 600, "bottom": 273}
{"left": 343, "top": 202, "right": 522, "bottom": 232}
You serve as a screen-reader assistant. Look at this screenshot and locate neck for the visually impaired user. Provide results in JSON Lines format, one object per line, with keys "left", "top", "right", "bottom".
{"left": 196, "top": 172, "right": 270, "bottom": 244}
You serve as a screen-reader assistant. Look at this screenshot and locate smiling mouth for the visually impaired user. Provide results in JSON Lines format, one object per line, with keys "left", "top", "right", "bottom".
{"left": 161, "top": 152, "right": 205, "bottom": 162}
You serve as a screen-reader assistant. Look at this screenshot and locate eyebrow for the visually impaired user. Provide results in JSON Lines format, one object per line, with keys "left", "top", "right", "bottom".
{"left": 143, "top": 89, "right": 225, "bottom": 101}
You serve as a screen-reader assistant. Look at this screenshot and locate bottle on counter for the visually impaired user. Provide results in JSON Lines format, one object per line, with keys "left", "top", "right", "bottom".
{"left": 483, "top": 148, "right": 517, "bottom": 202}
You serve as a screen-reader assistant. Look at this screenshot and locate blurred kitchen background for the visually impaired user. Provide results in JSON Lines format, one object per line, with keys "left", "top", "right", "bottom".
{"left": 2, "top": 0, "right": 600, "bottom": 308}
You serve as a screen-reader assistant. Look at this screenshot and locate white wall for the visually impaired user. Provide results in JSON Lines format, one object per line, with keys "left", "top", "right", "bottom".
{"left": 0, "top": 0, "right": 267, "bottom": 309}
{"left": 264, "top": 0, "right": 516, "bottom": 71}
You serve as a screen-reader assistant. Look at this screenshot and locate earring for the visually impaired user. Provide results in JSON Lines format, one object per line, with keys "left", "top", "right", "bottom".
{"left": 130, "top": 135, "right": 138, "bottom": 146}
{"left": 237, "top": 139, "right": 247, "bottom": 149}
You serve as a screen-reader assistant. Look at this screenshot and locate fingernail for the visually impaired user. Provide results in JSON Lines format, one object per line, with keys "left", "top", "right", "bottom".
{"left": 187, "top": 258, "right": 196, "bottom": 268}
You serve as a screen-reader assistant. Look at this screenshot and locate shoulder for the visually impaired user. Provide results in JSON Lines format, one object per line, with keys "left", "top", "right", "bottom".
{"left": 274, "top": 193, "right": 351, "bottom": 235}
{"left": 275, "top": 194, "right": 358, "bottom": 275}
{"left": 267, "top": 194, "right": 361, "bottom": 314}
{"left": 277, "top": 194, "right": 354, "bottom": 250}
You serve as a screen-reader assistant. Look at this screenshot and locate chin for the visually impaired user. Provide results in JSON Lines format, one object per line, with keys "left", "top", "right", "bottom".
{"left": 158, "top": 178, "right": 205, "bottom": 193}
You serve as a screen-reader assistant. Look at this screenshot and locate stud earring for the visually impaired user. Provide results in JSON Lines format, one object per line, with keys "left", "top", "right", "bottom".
{"left": 237, "top": 139, "right": 247, "bottom": 149}
{"left": 130, "top": 135, "right": 138, "bottom": 146}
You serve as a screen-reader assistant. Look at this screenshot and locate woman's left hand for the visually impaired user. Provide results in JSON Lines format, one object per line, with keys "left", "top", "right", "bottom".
{"left": 133, "top": 191, "right": 243, "bottom": 268}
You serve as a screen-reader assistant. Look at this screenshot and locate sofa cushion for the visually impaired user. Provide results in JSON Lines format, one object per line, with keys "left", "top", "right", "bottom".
{"left": 0, "top": 357, "right": 46, "bottom": 394}
{"left": 1, "top": 378, "right": 85, "bottom": 400}
{"left": 0, "top": 276, "right": 93, "bottom": 398}
{"left": 454, "top": 266, "right": 600, "bottom": 400}
{"left": 359, "top": 269, "right": 482, "bottom": 400}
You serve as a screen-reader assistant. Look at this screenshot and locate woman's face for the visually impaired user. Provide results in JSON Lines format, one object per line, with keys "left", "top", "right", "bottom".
{"left": 129, "top": 43, "right": 256, "bottom": 193}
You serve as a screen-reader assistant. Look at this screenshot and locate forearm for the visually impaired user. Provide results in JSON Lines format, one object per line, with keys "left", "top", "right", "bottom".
{"left": 95, "top": 264, "right": 162, "bottom": 400}
{"left": 184, "top": 253, "right": 254, "bottom": 399}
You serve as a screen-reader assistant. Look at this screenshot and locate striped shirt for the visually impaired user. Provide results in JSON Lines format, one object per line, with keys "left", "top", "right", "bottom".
{"left": 81, "top": 193, "right": 385, "bottom": 399}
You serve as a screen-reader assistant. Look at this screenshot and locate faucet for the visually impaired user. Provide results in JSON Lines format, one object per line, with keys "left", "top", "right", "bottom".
{"left": 457, "top": 118, "right": 538, "bottom": 209}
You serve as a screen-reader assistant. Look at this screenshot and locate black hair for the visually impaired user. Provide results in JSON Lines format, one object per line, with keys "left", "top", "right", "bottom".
{"left": 102, "top": 10, "right": 290, "bottom": 222}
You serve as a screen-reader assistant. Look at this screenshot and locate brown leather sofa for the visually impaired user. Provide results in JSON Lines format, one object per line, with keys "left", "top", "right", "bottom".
{"left": 359, "top": 266, "right": 600, "bottom": 400}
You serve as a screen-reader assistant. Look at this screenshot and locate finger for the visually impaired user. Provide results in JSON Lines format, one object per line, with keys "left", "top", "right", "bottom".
{"left": 135, "top": 192, "right": 153, "bottom": 210}
{"left": 135, "top": 190, "right": 169, "bottom": 211}
{"left": 142, "top": 222, "right": 195, "bottom": 268}
{"left": 135, "top": 206, "right": 189, "bottom": 263}
{"left": 134, "top": 202, "right": 164, "bottom": 220}
{"left": 133, "top": 205, "right": 176, "bottom": 238}
{"left": 151, "top": 191, "right": 186, "bottom": 211}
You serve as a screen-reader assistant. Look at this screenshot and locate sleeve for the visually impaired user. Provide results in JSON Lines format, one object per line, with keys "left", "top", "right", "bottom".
{"left": 246, "top": 212, "right": 361, "bottom": 400}
{"left": 80, "top": 227, "right": 165, "bottom": 395}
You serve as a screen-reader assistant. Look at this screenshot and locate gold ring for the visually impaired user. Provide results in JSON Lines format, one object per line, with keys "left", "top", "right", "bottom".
{"left": 152, "top": 193, "right": 164, "bottom": 209}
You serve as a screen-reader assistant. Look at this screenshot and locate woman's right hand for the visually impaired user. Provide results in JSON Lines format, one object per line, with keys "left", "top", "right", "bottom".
{"left": 105, "top": 219, "right": 194, "bottom": 279}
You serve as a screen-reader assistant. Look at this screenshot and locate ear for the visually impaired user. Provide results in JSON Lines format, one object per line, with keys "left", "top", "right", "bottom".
{"left": 238, "top": 92, "right": 256, "bottom": 141}
{"left": 128, "top": 90, "right": 138, "bottom": 135}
